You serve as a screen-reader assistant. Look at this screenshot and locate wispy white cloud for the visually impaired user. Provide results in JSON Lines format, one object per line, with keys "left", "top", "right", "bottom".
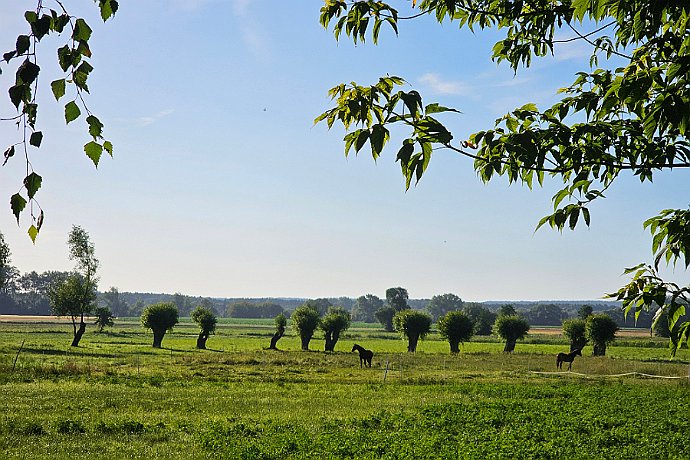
{"left": 135, "top": 109, "right": 174, "bottom": 127}
{"left": 418, "top": 72, "right": 533, "bottom": 99}
{"left": 551, "top": 33, "right": 594, "bottom": 62}
{"left": 232, "top": 0, "right": 255, "bottom": 16}
{"left": 229, "top": 0, "right": 271, "bottom": 60}
{"left": 418, "top": 73, "right": 471, "bottom": 96}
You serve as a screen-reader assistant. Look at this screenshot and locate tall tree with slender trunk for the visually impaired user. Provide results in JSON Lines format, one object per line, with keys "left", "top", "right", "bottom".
{"left": 48, "top": 225, "right": 99, "bottom": 347}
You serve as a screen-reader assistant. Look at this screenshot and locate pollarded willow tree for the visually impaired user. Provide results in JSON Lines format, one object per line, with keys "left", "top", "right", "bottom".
{"left": 493, "top": 314, "right": 530, "bottom": 352}
{"left": 1, "top": 1, "right": 117, "bottom": 241}
{"left": 269, "top": 313, "right": 288, "bottom": 350}
{"left": 394, "top": 309, "right": 432, "bottom": 352}
{"left": 93, "top": 306, "right": 115, "bottom": 332}
{"left": 562, "top": 318, "right": 587, "bottom": 352}
{"left": 438, "top": 310, "right": 474, "bottom": 353}
{"left": 191, "top": 305, "right": 217, "bottom": 350}
{"left": 316, "top": 0, "right": 690, "bottom": 354}
{"left": 321, "top": 306, "right": 352, "bottom": 351}
{"left": 141, "top": 302, "right": 179, "bottom": 348}
{"left": 292, "top": 304, "right": 322, "bottom": 351}
{"left": 586, "top": 313, "right": 619, "bottom": 356}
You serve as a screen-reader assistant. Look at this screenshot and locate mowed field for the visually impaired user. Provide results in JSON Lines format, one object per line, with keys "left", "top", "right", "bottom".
{"left": 0, "top": 316, "right": 689, "bottom": 459}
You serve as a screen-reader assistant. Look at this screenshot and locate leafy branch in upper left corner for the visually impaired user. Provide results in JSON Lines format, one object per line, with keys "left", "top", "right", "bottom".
{"left": 1, "top": 0, "right": 118, "bottom": 242}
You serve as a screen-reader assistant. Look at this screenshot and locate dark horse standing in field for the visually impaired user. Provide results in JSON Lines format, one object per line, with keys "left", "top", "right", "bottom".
{"left": 352, "top": 344, "right": 373, "bottom": 368}
{"left": 556, "top": 348, "right": 582, "bottom": 370}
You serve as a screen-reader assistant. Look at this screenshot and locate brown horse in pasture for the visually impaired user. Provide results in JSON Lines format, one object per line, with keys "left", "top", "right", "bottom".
{"left": 556, "top": 348, "right": 582, "bottom": 370}
{"left": 352, "top": 344, "right": 373, "bottom": 368}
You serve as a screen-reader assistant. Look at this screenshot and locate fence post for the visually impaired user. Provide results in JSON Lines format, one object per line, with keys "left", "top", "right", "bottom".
{"left": 383, "top": 360, "right": 389, "bottom": 383}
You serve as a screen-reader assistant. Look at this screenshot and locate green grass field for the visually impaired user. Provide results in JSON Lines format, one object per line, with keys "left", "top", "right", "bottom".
{"left": 1, "top": 318, "right": 689, "bottom": 459}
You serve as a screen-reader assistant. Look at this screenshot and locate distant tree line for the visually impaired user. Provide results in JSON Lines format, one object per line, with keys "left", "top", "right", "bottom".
{"left": 226, "top": 301, "right": 284, "bottom": 319}
{"left": 1, "top": 229, "right": 683, "bottom": 335}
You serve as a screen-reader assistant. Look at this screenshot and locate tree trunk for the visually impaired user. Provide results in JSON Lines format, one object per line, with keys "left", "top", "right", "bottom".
{"left": 504, "top": 340, "right": 516, "bottom": 352}
{"left": 324, "top": 331, "right": 340, "bottom": 352}
{"left": 570, "top": 338, "right": 586, "bottom": 352}
{"left": 407, "top": 334, "right": 419, "bottom": 352}
{"left": 449, "top": 340, "right": 460, "bottom": 354}
{"left": 152, "top": 329, "right": 166, "bottom": 348}
{"left": 196, "top": 331, "right": 208, "bottom": 349}
{"left": 593, "top": 343, "right": 606, "bottom": 356}
{"left": 71, "top": 320, "right": 86, "bottom": 347}
{"left": 300, "top": 332, "right": 312, "bottom": 351}
{"left": 269, "top": 329, "right": 284, "bottom": 350}
{"left": 324, "top": 332, "right": 334, "bottom": 352}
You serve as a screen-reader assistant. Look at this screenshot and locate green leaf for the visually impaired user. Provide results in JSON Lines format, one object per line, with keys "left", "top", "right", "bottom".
{"left": 36, "top": 209, "right": 44, "bottom": 230}
{"left": 64, "top": 101, "right": 81, "bottom": 124}
{"left": 401, "top": 91, "right": 422, "bottom": 117}
{"left": 51, "top": 79, "right": 66, "bottom": 101}
{"left": 519, "top": 103, "right": 538, "bottom": 112}
{"left": 505, "top": 116, "right": 517, "bottom": 133}
{"left": 396, "top": 141, "right": 414, "bottom": 164}
{"left": 3, "top": 145, "right": 15, "bottom": 166}
{"left": 73, "top": 19, "right": 93, "bottom": 42}
{"left": 24, "top": 11, "right": 37, "bottom": 24}
{"left": 369, "top": 124, "right": 389, "bottom": 159}
{"left": 32, "top": 15, "right": 51, "bottom": 41}
{"left": 8, "top": 84, "right": 26, "bottom": 108}
{"left": 535, "top": 214, "right": 552, "bottom": 232}
{"left": 57, "top": 45, "right": 71, "bottom": 71}
{"left": 16, "top": 35, "right": 30, "bottom": 55}
{"left": 103, "top": 141, "right": 113, "bottom": 156}
{"left": 99, "top": 0, "right": 119, "bottom": 21}
{"left": 552, "top": 188, "right": 570, "bottom": 210}
{"left": 354, "top": 129, "right": 370, "bottom": 153}
{"left": 568, "top": 207, "right": 580, "bottom": 230}
{"left": 86, "top": 115, "right": 103, "bottom": 139}
{"left": 84, "top": 141, "right": 103, "bottom": 167}
{"left": 29, "top": 131, "right": 43, "bottom": 147}
{"left": 23, "top": 172, "right": 42, "bottom": 199}
{"left": 425, "top": 103, "right": 461, "bottom": 115}
{"left": 10, "top": 193, "right": 27, "bottom": 224}
{"left": 27, "top": 225, "right": 38, "bottom": 243}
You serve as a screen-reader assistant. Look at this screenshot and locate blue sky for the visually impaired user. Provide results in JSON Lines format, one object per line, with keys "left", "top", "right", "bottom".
{"left": 0, "top": 1, "right": 687, "bottom": 301}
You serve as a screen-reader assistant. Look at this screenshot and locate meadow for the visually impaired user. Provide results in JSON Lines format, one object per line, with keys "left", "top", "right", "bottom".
{"left": 1, "top": 317, "right": 689, "bottom": 459}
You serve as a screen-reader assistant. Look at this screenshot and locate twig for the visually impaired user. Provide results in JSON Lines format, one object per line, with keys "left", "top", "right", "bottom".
{"left": 12, "top": 340, "right": 25, "bottom": 372}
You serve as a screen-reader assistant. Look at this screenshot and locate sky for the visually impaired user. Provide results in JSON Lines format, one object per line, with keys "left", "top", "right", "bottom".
{"left": 0, "top": 1, "right": 687, "bottom": 301}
